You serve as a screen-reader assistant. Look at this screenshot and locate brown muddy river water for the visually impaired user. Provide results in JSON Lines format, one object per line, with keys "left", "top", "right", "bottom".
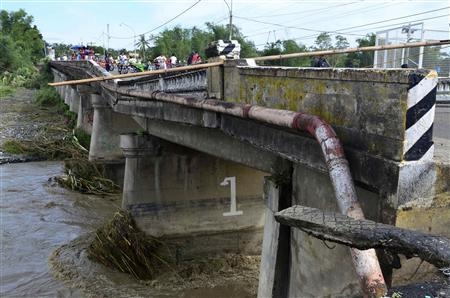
{"left": 1, "top": 161, "right": 121, "bottom": 297}
{"left": 0, "top": 161, "right": 257, "bottom": 298}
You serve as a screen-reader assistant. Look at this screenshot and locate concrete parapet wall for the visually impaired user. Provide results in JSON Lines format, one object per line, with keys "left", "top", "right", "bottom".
{"left": 131, "top": 69, "right": 208, "bottom": 97}
{"left": 225, "top": 60, "right": 437, "bottom": 163}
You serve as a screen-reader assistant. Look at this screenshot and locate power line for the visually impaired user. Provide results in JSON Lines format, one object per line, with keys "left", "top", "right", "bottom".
{"left": 289, "top": 13, "right": 450, "bottom": 45}
{"left": 241, "top": 2, "right": 395, "bottom": 40}
{"left": 335, "top": 6, "right": 449, "bottom": 32}
{"left": 140, "top": 0, "right": 202, "bottom": 36}
{"left": 344, "top": 14, "right": 450, "bottom": 37}
{"left": 241, "top": 6, "right": 449, "bottom": 40}
{"left": 250, "top": 9, "right": 449, "bottom": 48}
{"left": 248, "top": 2, "right": 358, "bottom": 19}
{"left": 236, "top": 15, "right": 365, "bottom": 37}
{"left": 242, "top": 2, "right": 357, "bottom": 37}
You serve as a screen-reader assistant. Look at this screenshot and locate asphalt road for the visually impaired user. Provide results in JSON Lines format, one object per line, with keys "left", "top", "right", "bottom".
{"left": 434, "top": 104, "right": 450, "bottom": 163}
{"left": 435, "top": 104, "right": 450, "bottom": 140}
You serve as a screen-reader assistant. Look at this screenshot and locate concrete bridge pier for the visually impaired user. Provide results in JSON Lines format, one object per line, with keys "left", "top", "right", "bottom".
{"left": 69, "top": 87, "right": 80, "bottom": 113}
{"left": 75, "top": 85, "right": 94, "bottom": 134}
{"left": 120, "top": 133, "right": 161, "bottom": 209}
{"left": 89, "top": 93, "right": 140, "bottom": 162}
{"left": 258, "top": 178, "right": 291, "bottom": 298}
{"left": 63, "top": 85, "right": 73, "bottom": 106}
{"left": 119, "top": 132, "right": 268, "bottom": 260}
{"left": 51, "top": 69, "right": 66, "bottom": 98}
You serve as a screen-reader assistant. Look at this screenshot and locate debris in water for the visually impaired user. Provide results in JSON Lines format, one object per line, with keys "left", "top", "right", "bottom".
{"left": 87, "top": 210, "right": 172, "bottom": 280}
{"left": 55, "top": 159, "right": 120, "bottom": 195}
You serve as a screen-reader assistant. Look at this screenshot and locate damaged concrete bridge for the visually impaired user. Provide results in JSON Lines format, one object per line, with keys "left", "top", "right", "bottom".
{"left": 49, "top": 58, "right": 450, "bottom": 297}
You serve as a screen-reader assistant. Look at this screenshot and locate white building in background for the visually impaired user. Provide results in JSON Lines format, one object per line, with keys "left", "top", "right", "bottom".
{"left": 46, "top": 46, "right": 56, "bottom": 61}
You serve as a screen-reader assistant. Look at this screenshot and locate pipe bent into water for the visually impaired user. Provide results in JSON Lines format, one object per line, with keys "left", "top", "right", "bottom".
{"left": 110, "top": 88, "right": 387, "bottom": 296}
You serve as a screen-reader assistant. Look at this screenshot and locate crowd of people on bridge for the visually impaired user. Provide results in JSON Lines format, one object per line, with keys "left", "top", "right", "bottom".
{"left": 56, "top": 45, "right": 206, "bottom": 72}
{"left": 152, "top": 51, "right": 202, "bottom": 70}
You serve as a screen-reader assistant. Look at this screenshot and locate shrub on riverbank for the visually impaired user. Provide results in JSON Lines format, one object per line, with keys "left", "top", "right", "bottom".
{"left": 35, "top": 85, "right": 61, "bottom": 106}
{"left": 73, "top": 128, "right": 91, "bottom": 150}
{"left": 35, "top": 85, "right": 77, "bottom": 129}
{"left": 0, "top": 85, "right": 15, "bottom": 98}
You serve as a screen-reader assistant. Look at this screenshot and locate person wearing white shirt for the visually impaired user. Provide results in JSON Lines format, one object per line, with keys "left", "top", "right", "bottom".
{"left": 169, "top": 53, "right": 177, "bottom": 68}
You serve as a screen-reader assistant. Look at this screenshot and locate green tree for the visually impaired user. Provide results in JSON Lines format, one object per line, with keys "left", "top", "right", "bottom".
{"left": 0, "top": 33, "right": 22, "bottom": 70}
{"left": 330, "top": 35, "right": 350, "bottom": 67}
{"left": 0, "top": 9, "right": 44, "bottom": 64}
{"left": 150, "top": 23, "right": 258, "bottom": 63}
{"left": 135, "top": 34, "right": 151, "bottom": 61}
{"left": 344, "top": 33, "right": 376, "bottom": 67}
{"left": 0, "top": 9, "right": 46, "bottom": 88}
{"left": 282, "top": 40, "right": 310, "bottom": 66}
{"left": 151, "top": 26, "right": 193, "bottom": 63}
{"left": 204, "top": 22, "right": 258, "bottom": 58}
{"left": 312, "top": 32, "right": 333, "bottom": 51}
{"left": 259, "top": 39, "right": 310, "bottom": 67}
{"left": 259, "top": 40, "right": 283, "bottom": 66}
{"left": 334, "top": 35, "right": 349, "bottom": 49}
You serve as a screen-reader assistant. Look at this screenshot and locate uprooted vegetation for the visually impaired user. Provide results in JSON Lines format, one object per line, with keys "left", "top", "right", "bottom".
{"left": 86, "top": 209, "right": 260, "bottom": 295}
{"left": 87, "top": 210, "right": 172, "bottom": 280}
{"left": 2, "top": 134, "right": 86, "bottom": 160}
{"left": 55, "top": 159, "right": 120, "bottom": 195}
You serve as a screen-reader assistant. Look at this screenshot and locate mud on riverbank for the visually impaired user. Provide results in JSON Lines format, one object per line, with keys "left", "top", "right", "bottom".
{"left": 49, "top": 233, "right": 259, "bottom": 298}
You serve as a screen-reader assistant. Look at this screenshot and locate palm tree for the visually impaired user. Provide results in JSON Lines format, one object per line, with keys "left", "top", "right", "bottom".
{"left": 135, "top": 34, "right": 151, "bottom": 61}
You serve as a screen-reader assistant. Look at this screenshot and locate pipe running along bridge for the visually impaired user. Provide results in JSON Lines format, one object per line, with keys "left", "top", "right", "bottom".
{"left": 49, "top": 42, "right": 450, "bottom": 297}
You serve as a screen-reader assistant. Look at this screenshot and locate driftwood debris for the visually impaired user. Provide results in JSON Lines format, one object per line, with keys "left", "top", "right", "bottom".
{"left": 275, "top": 205, "right": 450, "bottom": 268}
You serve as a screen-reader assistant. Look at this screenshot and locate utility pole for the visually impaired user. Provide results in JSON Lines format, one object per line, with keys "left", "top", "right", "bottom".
{"left": 107, "top": 24, "right": 110, "bottom": 53}
{"left": 224, "top": 0, "right": 232, "bottom": 40}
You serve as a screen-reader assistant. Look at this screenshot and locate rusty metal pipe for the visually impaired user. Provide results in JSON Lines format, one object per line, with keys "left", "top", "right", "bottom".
{"left": 110, "top": 88, "right": 387, "bottom": 296}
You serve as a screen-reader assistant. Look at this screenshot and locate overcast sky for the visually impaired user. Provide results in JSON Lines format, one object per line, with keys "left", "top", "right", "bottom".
{"left": 1, "top": 0, "right": 449, "bottom": 51}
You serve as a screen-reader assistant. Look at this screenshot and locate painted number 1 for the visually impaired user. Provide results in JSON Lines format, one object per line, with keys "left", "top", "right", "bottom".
{"left": 220, "top": 176, "right": 243, "bottom": 216}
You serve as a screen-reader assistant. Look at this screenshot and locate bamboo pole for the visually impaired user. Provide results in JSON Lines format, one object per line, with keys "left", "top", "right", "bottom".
{"left": 48, "top": 61, "right": 225, "bottom": 87}
{"left": 253, "top": 39, "right": 450, "bottom": 61}
{"left": 49, "top": 39, "right": 450, "bottom": 87}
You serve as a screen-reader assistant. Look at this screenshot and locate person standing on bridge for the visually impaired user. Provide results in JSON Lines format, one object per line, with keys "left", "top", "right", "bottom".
{"left": 193, "top": 51, "right": 202, "bottom": 64}
{"left": 311, "top": 55, "right": 330, "bottom": 67}
{"left": 104, "top": 53, "right": 110, "bottom": 71}
{"left": 154, "top": 54, "right": 167, "bottom": 70}
{"left": 169, "top": 53, "right": 177, "bottom": 68}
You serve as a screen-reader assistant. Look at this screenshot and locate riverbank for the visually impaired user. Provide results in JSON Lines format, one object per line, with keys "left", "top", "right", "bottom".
{"left": 49, "top": 233, "right": 259, "bottom": 298}
{"left": 0, "top": 87, "right": 70, "bottom": 164}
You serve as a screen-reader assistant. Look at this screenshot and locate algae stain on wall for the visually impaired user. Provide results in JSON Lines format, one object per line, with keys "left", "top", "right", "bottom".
{"left": 241, "top": 76, "right": 309, "bottom": 111}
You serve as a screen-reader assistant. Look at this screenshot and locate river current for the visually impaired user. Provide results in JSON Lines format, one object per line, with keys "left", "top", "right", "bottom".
{"left": 0, "top": 161, "right": 257, "bottom": 298}
{"left": 0, "top": 161, "right": 121, "bottom": 297}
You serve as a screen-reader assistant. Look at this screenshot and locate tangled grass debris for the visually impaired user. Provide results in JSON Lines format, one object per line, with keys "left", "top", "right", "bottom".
{"left": 87, "top": 210, "right": 172, "bottom": 280}
{"left": 56, "top": 158, "right": 120, "bottom": 195}
{"left": 2, "top": 134, "right": 86, "bottom": 160}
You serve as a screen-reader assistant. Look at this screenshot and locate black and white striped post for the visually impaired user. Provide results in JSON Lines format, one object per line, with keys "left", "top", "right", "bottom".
{"left": 404, "top": 70, "right": 438, "bottom": 161}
